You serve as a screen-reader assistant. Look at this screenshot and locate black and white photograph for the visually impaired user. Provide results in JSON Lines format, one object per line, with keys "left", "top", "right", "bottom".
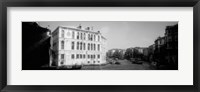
{"left": 22, "top": 21, "right": 178, "bottom": 70}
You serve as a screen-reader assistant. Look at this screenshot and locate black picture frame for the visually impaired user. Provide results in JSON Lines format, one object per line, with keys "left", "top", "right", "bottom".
{"left": 0, "top": 0, "right": 200, "bottom": 92}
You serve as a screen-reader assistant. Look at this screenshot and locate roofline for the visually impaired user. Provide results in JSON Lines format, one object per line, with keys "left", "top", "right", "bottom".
{"left": 58, "top": 26, "right": 101, "bottom": 34}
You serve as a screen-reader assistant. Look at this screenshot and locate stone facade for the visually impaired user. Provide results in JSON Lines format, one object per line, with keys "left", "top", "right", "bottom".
{"left": 50, "top": 26, "right": 107, "bottom": 67}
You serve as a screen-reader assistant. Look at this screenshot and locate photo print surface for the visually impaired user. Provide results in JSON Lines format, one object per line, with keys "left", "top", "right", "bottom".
{"left": 22, "top": 21, "right": 178, "bottom": 70}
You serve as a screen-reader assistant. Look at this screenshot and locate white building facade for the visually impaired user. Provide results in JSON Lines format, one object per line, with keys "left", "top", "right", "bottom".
{"left": 50, "top": 26, "right": 107, "bottom": 67}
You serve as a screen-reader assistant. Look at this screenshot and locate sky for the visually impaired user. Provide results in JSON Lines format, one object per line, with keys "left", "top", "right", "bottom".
{"left": 38, "top": 21, "right": 178, "bottom": 50}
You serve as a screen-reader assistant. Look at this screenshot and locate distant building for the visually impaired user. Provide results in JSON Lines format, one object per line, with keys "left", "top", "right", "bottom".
{"left": 142, "top": 48, "right": 149, "bottom": 60}
{"left": 107, "top": 49, "right": 126, "bottom": 59}
{"left": 50, "top": 25, "right": 107, "bottom": 67}
{"left": 155, "top": 36, "right": 165, "bottom": 53}
{"left": 148, "top": 44, "right": 155, "bottom": 55}
{"left": 134, "top": 47, "right": 145, "bottom": 54}
{"left": 147, "top": 44, "right": 155, "bottom": 62}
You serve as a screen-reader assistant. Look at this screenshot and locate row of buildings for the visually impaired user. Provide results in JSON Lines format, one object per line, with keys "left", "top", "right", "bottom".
{"left": 106, "top": 24, "right": 178, "bottom": 67}
{"left": 153, "top": 24, "right": 178, "bottom": 65}
{"left": 49, "top": 25, "right": 107, "bottom": 67}
{"left": 107, "top": 49, "right": 126, "bottom": 59}
{"left": 136, "top": 24, "right": 178, "bottom": 66}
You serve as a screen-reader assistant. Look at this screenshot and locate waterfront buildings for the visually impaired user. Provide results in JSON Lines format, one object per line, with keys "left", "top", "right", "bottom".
{"left": 50, "top": 25, "right": 107, "bottom": 67}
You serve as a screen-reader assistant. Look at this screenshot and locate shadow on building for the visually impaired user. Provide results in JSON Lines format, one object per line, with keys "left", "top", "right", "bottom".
{"left": 22, "top": 22, "right": 51, "bottom": 70}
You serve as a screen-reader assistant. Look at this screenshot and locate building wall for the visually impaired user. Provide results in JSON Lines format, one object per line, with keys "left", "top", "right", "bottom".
{"left": 50, "top": 26, "right": 107, "bottom": 67}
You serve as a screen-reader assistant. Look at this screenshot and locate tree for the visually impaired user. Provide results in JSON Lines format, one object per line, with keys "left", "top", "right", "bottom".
{"left": 113, "top": 50, "right": 121, "bottom": 59}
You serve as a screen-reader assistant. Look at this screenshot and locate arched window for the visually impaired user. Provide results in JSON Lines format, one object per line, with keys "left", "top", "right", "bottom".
{"left": 71, "top": 41, "right": 74, "bottom": 50}
{"left": 83, "top": 43, "right": 85, "bottom": 50}
{"left": 94, "top": 44, "right": 96, "bottom": 51}
{"left": 77, "top": 42, "right": 79, "bottom": 50}
{"left": 84, "top": 33, "right": 86, "bottom": 40}
{"left": 81, "top": 33, "right": 83, "bottom": 40}
{"left": 98, "top": 44, "right": 100, "bottom": 51}
{"left": 98, "top": 36, "right": 100, "bottom": 41}
{"left": 91, "top": 34, "right": 93, "bottom": 41}
{"left": 94, "top": 35, "right": 96, "bottom": 41}
{"left": 80, "top": 42, "right": 82, "bottom": 50}
{"left": 88, "top": 34, "right": 90, "bottom": 40}
{"left": 61, "top": 41, "right": 64, "bottom": 49}
{"left": 72, "top": 31, "right": 75, "bottom": 39}
{"left": 77, "top": 32, "right": 79, "bottom": 39}
{"left": 61, "top": 30, "right": 64, "bottom": 37}
{"left": 88, "top": 43, "right": 90, "bottom": 50}
{"left": 91, "top": 43, "right": 93, "bottom": 50}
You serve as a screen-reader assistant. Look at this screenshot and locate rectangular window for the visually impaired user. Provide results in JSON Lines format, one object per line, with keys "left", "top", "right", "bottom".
{"left": 77, "top": 54, "right": 79, "bottom": 59}
{"left": 80, "top": 54, "right": 82, "bottom": 59}
{"left": 83, "top": 55, "right": 85, "bottom": 59}
{"left": 71, "top": 54, "right": 74, "bottom": 59}
{"left": 88, "top": 55, "right": 90, "bottom": 58}
{"left": 61, "top": 54, "right": 65, "bottom": 59}
{"left": 98, "top": 44, "right": 100, "bottom": 51}
{"left": 98, "top": 55, "right": 100, "bottom": 59}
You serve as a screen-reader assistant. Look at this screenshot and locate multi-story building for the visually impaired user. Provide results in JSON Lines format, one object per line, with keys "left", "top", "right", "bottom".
{"left": 154, "top": 36, "right": 166, "bottom": 64}
{"left": 50, "top": 25, "right": 107, "bottom": 67}
{"left": 155, "top": 36, "right": 166, "bottom": 53}
{"left": 153, "top": 24, "right": 178, "bottom": 66}
{"left": 165, "top": 24, "right": 178, "bottom": 65}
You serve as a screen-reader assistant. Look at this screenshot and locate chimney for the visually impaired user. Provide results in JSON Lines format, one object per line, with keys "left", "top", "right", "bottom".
{"left": 77, "top": 24, "right": 82, "bottom": 29}
{"left": 85, "top": 27, "right": 90, "bottom": 30}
